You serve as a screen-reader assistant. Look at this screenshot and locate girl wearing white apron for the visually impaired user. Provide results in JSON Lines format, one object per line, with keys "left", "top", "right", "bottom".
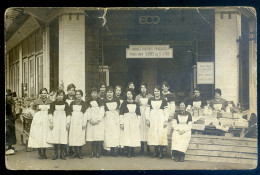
{"left": 146, "top": 85, "right": 169, "bottom": 159}
{"left": 28, "top": 88, "right": 53, "bottom": 159}
{"left": 135, "top": 83, "right": 153, "bottom": 155}
{"left": 120, "top": 88, "right": 141, "bottom": 158}
{"left": 103, "top": 86, "right": 120, "bottom": 157}
{"left": 68, "top": 90, "right": 87, "bottom": 159}
{"left": 209, "top": 88, "right": 228, "bottom": 111}
{"left": 64, "top": 83, "right": 76, "bottom": 157}
{"left": 114, "top": 85, "right": 125, "bottom": 155}
{"left": 47, "top": 90, "right": 72, "bottom": 160}
{"left": 85, "top": 87, "right": 105, "bottom": 158}
{"left": 171, "top": 102, "right": 192, "bottom": 162}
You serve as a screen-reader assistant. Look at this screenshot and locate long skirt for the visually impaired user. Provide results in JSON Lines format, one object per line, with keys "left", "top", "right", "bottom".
{"left": 47, "top": 111, "right": 68, "bottom": 144}
{"left": 139, "top": 106, "right": 149, "bottom": 142}
{"left": 103, "top": 110, "right": 120, "bottom": 148}
{"left": 120, "top": 113, "right": 141, "bottom": 147}
{"left": 69, "top": 111, "right": 85, "bottom": 146}
{"left": 171, "top": 125, "right": 191, "bottom": 153}
{"left": 147, "top": 109, "right": 168, "bottom": 146}
{"left": 28, "top": 111, "right": 53, "bottom": 148}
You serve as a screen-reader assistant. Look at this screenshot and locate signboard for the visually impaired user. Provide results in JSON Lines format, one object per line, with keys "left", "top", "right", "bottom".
{"left": 126, "top": 45, "right": 173, "bottom": 58}
{"left": 197, "top": 62, "right": 214, "bottom": 84}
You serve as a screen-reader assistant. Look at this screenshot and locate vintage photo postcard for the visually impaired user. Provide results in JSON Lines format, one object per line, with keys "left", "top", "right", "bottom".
{"left": 5, "top": 7, "right": 257, "bottom": 170}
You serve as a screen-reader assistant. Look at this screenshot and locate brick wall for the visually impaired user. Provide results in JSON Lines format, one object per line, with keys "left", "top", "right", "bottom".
{"left": 59, "top": 14, "right": 85, "bottom": 93}
{"left": 215, "top": 8, "right": 241, "bottom": 104}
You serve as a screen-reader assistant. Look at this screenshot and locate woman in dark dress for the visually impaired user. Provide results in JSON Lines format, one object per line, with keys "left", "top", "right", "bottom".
{"left": 6, "top": 89, "right": 17, "bottom": 154}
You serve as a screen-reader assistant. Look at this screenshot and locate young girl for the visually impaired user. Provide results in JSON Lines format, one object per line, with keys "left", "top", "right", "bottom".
{"left": 120, "top": 88, "right": 141, "bottom": 158}
{"left": 127, "top": 81, "right": 137, "bottom": 99}
{"left": 47, "top": 89, "right": 72, "bottom": 160}
{"left": 68, "top": 89, "right": 87, "bottom": 159}
{"left": 64, "top": 83, "right": 76, "bottom": 157}
{"left": 135, "top": 83, "right": 153, "bottom": 155}
{"left": 146, "top": 85, "right": 169, "bottom": 159}
{"left": 103, "top": 86, "right": 120, "bottom": 157}
{"left": 171, "top": 102, "right": 192, "bottom": 162}
{"left": 85, "top": 88, "right": 105, "bottom": 158}
{"left": 114, "top": 85, "right": 125, "bottom": 155}
{"left": 28, "top": 88, "right": 53, "bottom": 159}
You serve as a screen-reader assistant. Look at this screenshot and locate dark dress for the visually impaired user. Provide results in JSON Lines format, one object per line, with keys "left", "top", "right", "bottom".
{"left": 6, "top": 99, "right": 17, "bottom": 146}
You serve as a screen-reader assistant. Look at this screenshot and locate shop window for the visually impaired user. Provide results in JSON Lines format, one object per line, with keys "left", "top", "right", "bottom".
{"left": 29, "top": 56, "right": 35, "bottom": 98}
{"left": 36, "top": 54, "right": 43, "bottom": 94}
{"left": 22, "top": 58, "right": 29, "bottom": 97}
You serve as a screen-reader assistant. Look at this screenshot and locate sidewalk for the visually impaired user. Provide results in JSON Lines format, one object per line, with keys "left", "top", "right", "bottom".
{"left": 5, "top": 119, "right": 255, "bottom": 170}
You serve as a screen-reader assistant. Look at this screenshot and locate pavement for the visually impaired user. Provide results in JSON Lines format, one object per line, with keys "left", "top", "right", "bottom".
{"left": 5, "top": 119, "right": 256, "bottom": 170}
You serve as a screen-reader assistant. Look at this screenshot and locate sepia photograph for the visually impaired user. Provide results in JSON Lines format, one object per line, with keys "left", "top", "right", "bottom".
{"left": 4, "top": 7, "right": 257, "bottom": 170}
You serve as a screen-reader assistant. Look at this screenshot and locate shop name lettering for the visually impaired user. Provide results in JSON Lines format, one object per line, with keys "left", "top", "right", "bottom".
{"left": 126, "top": 45, "right": 173, "bottom": 58}
{"left": 139, "top": 16, "right": 160, "bottom": 24}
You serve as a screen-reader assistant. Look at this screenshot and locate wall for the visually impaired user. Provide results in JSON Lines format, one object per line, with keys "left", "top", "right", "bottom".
{"left": 59, "top": 14, "right": 85, "bottom": 93}
{"left": 215, "top": 8, "right": 240, "bottom": 104}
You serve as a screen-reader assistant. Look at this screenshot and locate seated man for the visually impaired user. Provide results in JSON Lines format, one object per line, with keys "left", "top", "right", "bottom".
{"left": 210, "top": 88, "right": 228, "bottom": 111}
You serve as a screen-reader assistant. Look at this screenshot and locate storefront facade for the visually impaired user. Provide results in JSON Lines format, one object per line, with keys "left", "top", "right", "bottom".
{"left": 5, "top": 7, "right": 257, "bottom": 114}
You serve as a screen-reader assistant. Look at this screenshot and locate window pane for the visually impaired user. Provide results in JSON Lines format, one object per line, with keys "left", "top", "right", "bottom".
{"left": 37, "top": 55, "right": 43, "bottom": 92}
{"left": 35, "top": 29, "right": 43, "bottom": 52}
{"left": 28, "top": 34, "right": 35, "bottom": 55}
{"left": 22, "top": 39, "right": 28, "bottom": 57}
{"left": 29, "top": 58, "right": 35, "bottom": 98}
{"left": 16, "top": 63, "right": 19, "bottom": 96}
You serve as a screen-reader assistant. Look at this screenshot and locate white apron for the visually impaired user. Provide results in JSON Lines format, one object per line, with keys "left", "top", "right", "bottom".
{"left": 103, "top": 102, "right": 120, "bottom": 148}
{"left": 139, "top": 98, "right": 150, "bottom": 142}
{"left": 28, "top": 105, "right": 53, "bottom": 148}
{"left": 167, "top": 101, "right": 175, "bottom": 135}
{"left": 69, "top": 105, "right": 85, "bottom": 146}
{"left": 47, "top": 105, "right": 69, "bottom": 144}
{"left": 85, "top": 101, "right": 105, "bottom": 141}
{"left": 120, "top": 104, "right": 141, "bottom": 147}
{"left": 171, "top": 115, "right": 192, "bottom": 153}
{"left": 147, "top": 101, "right": 168, "bottom": 146}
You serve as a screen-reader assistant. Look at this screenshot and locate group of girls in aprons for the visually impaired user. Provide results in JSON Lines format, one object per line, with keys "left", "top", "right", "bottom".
{"left": 28, "top": 81, "right": 193, "bottom": 162}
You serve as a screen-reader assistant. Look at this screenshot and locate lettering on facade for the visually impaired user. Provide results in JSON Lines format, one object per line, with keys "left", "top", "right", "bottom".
{"left": 126, "top": 45, "right": 173, "bottom": 58}
{"left": 139, "top": 16, "right": 160, "bottom": 24}
{"left": 197, "top": 62, "right": 214, "bottom": 84}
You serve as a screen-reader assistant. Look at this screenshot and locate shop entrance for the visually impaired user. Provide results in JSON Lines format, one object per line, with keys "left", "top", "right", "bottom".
{"left": 85, "top": 9, "right": 215, "bottom": 100}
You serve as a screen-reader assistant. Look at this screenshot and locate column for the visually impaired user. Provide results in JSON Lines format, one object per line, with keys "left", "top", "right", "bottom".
{"left": 215, "top": 8, "right": 240, "bottom": 104}
{"left": 59, "top": 14, "right": 85, "bottom": 92}
{"left": 248, "top": 19, "right": 257, "bottom": 115}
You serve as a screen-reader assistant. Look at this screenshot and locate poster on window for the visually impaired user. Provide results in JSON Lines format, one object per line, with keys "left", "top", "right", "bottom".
{"left": 197, "top": 62, "right": 214, "bottom": 84}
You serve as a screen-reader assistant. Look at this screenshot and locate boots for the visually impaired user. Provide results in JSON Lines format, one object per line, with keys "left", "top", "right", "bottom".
{"left": 60, "top": 145, "right": 66, "bottom": 160}
{"left": 78, "top": 146, "right": 83, "bottom": 159}
{"left": 158, "top": 146, "right": 163, "bottom": 159}
{"left": 151, "top": 146, "right": 158, "bottom": 158}
{"left": 52, "top": 144, "right": 58, "bottom": 160}
{"left": 38, "top": 148, "right": 43, "bottom": 160}
{"left": 140, "top": 142, "right": 144, "bottom": 155}
{"left": 42, "top": 148, "right": 48, "bottom": 159}
{"left": 179, "top": 152, "right": 185, "bottom": 162}
{"left": 90, "top": 142, "right": 95, "bottom": 158}
{"left": 68, "top": 146, "right": 74, "bottom": 157}
{"left": 72, "top": 146, "right": 79, "bottom": 158}
{"left": 96, "top": 142, "right": 101, "bottom": 158}
{"left": 131, "top": 147, "right": 136, "bottom": 157}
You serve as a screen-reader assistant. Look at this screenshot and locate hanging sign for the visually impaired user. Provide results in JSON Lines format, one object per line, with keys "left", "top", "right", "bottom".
{"left": 126, "top": 45, "right": 173, "bottom": 58}
{"left": 197, "top": 62, "right": 214, "bottom": 84}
